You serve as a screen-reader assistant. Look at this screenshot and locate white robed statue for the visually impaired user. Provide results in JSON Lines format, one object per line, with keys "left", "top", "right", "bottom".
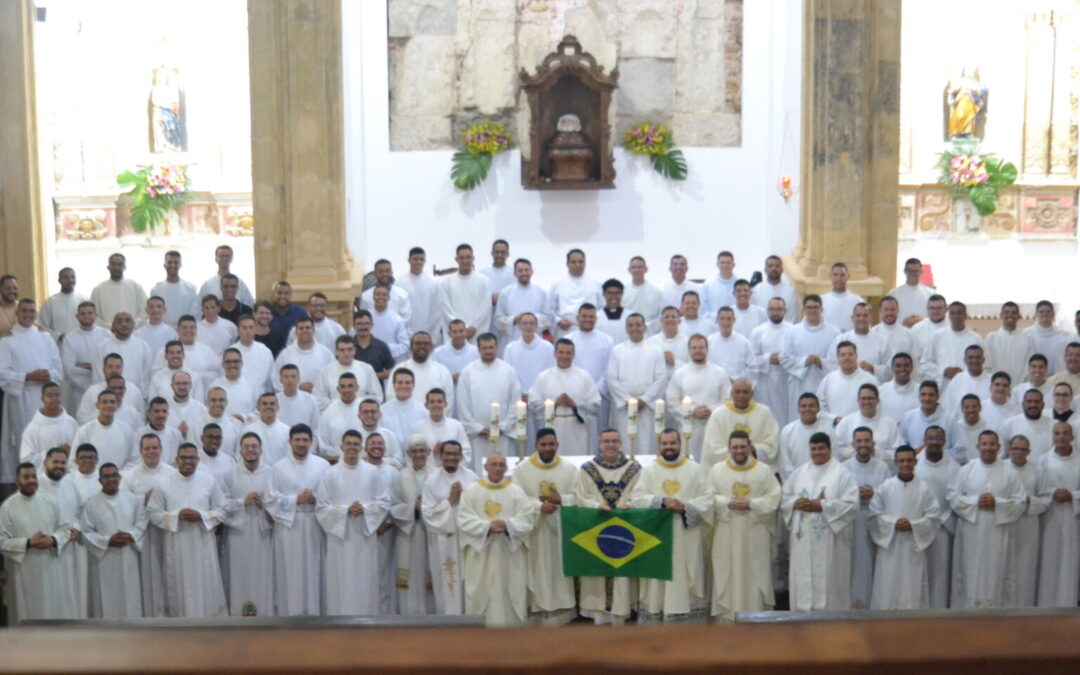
{"left": 511, "top": 429, "right": 580, "bottom": 625}
{"left": 458, "top": 453, "right": 537, "bottom": 627}
{"left": 631, "top": 430, "right": 713, "bottom": 622}
{"left": 709, "top": 431, "right": 781, "bottom": 620}
{"left": 781, "top": 431, "right": 858, "bottom": 611}
{"left": 868, "top": 446, "right": 941, "bottom": 610}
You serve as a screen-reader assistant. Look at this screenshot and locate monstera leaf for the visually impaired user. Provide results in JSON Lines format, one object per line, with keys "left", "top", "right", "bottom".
{"left": 451, "top": 150, "right": 493, "bottom": 191}
{"left": 650, "top": 150, "right": 688, "bottom": 181}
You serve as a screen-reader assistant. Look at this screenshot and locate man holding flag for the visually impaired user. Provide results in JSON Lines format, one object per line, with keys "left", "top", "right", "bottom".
{"left": 630, "top": 428, "right": 713, "bottom": 622}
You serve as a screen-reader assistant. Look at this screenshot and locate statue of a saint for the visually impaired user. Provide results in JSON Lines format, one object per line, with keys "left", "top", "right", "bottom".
{"left": 946, "top": 66, "right": 987, "bottom": 139}
{"left": 545, "top": 114, "right": 594, "bottom": 182}
{"left": 150, "top": 65, "right": 186, "bottom": 153}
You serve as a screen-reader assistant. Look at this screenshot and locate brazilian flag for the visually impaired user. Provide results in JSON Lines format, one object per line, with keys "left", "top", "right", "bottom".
{"left": 560, "top": 507, "right": 673, "bottom": 580}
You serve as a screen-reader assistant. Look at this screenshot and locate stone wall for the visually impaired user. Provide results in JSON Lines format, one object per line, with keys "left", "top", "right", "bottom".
{"left": 388, "top": 0, "right": 743, "bottom": 151}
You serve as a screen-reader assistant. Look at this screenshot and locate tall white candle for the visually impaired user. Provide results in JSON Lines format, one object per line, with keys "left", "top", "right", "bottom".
{"left": 681, "top": 396, "right": 693, "bottom": 436}
{"left": 516, "top": 400, "right": 528, "bottom": 439}
{"left": 544, "top": 399, "right": 555, "bottom": 428}
{"left": 654, "top": 399, "right": 666, "bottom": 435}
{"left": 627, "top": 398, "right": 638, "bottom": 436}
{"left": 490, "top": 402, "right": 501, "bottom": 441}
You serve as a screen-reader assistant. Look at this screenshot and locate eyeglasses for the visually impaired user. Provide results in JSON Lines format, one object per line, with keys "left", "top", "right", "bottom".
{"left": 223, "top": 359, "right": 242, "bottom": 365}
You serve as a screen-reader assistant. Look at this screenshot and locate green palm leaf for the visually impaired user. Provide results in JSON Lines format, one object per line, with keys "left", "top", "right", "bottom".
{"left": 650, "top": 150, "right": 688, "bottom": 181}
{"left": 451, "top": 150, "right": 493, "bottom": 191}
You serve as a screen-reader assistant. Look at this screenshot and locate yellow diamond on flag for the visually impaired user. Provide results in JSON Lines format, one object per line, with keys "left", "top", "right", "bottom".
{"left": 570, "top": 516, "right": 662, "bottom": 569}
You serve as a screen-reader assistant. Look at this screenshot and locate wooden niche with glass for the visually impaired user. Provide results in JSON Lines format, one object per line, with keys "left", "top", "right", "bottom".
{"left": 519, "top": 36, "right": 618, "bottom": 190}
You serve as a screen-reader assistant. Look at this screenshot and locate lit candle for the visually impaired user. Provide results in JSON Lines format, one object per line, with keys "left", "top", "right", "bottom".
{"left": 490, "top": 402, "right": 501, "bottom": 441}
{"left": 681, "top": 396, "right": 693, "bottom": 436}
{"left": 654, "top": 399, "right": 665, "bottom": 435}
{"left": 627, "top": 398, "right": 638, "bottom": 437}
{"left": 515, "top": 400, "right": 528, "bottom": 440}
{"left": 544, "top": 399, "right": 555, "bottom": 428}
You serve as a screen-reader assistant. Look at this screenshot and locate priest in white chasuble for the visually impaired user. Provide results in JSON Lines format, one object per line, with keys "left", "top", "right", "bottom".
{"left": 316, "top": 430, "right": 390, "bottom": 616}
{"left": 574, "top": 429, "right": 643, "bottom": 625}
{"left": 458, "top": 452, "right": 537, "bottom": 627}
{"left": 456, "top": 333, "right": 521, "bottom": 471}
{"left": 220, "top": 432, "right": 275, "bottom": 617}
{"left": 948, "top": 430, "right": 1026, "bottom": 609}
{"left": 631, "top": 429, "right": 714, "bottom": 623}
{"left": 267, "top": 424, "right": 330, "bottom": 617}
{"left": 665, "top": 334, "right": 731, "bottom": 462}
{"left": 391, "top": 436, "right": 437, "bottom": 615}
{"left": 868, "top": 446, "right": 941, "bottom": 610}
{"left": 709, "top": 430, "right": 781, "bottom": 621}
{"left": 511, "top": 428, "right": 579, "bottom": 625}
{"left": 701, "top": 379, "right": 780, "bottom": 470}
{"left": 841, "top": 428, "right": 891, "bottom": 610}
{"left": 0, "top": 462, "right": 74, "bottom": 624}
{"left": 81, "top": 462, "right": 146, "bottom": 619}
{"left": 527, "top": 339, "right": 601, "bottom": 455}
{"left": 421, "top": 440, "right": 478, "bottom": 615}
{"left": 781, "top": 432, "right": 859, "bottom": 611}
{"left": 122, "top": 433, "right": 178, "bottom": 617}
{"left": 0, "top": 299, "right": 63, "bottom": 480}
{"left": 605, "top": 313, "right": 667, "bottom": 456}
{"left": 1036, "top": 422, "right": 1080, "bottom": 607}
{"left": 147, "top": 443, "right": 227, "bottom": 618}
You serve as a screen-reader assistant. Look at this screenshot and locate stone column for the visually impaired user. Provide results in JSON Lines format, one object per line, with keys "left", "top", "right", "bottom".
{"left": 248, "top": 0, "right": 361, "bottom": 323}
{"left": 0, "top": 0, "right": 47, "bottom": 302}
{"left": 786, "top": 0, "right": 900, "bottom": 302}
{"left": 1048, "top": 9, "right": 1073, "bottom": 178}
{"left": 1022, "top": 10, "right": 1054, "bottom": 178}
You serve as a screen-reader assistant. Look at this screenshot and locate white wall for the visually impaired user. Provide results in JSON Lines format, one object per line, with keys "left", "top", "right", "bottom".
{"left": 343, "top": 0, "right": 802, "bottom": 289}
{"left": 898, "top": 0, "right": 1080, "bottom": 320}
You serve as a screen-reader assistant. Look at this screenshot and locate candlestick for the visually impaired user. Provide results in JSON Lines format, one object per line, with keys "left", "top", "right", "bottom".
{"left": 515, "top": 400, "right": 528, "bottom": 441}
{"left": 627, "top": 398, "right": 638, "bottom": 438}
{"left": 654, "top": 399, "right": 666, "bottom": 436}
{"left": 681, "top": 396, "right": 693, "bottom": 452}
{"left": 543, "top": 399, "right": 555, "bottom": 429}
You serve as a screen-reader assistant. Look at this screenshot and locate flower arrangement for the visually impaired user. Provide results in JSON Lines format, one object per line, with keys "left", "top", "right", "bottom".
{"left": 451, "top": 121, "right": 513, "bottom": 191}
{"left": 624, "top": 122, "right": 687, "bottom": 180}
{"left": 116, "top": 164, "right": 192, "bottom": 233}
{"left": 936, "top": 140, "right": 1016, "bottom": 216}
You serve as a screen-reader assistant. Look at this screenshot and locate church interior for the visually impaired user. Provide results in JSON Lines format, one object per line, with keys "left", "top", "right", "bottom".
{"left": 1, "top": 0, "right": 1080, "bottom": 671}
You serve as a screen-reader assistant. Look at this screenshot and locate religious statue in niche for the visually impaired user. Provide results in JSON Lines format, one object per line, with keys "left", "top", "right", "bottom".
{"left": 520, "top": 36, "right": 617, "bottom": 190}
{"left": 149, "top": 65, "right": 187, "bottom": 153}
{"left": 944, "top": 66, "right": 988, "bottom": 140}
{"left": 546, "top": 114, "right": 594, "bottom": 182}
